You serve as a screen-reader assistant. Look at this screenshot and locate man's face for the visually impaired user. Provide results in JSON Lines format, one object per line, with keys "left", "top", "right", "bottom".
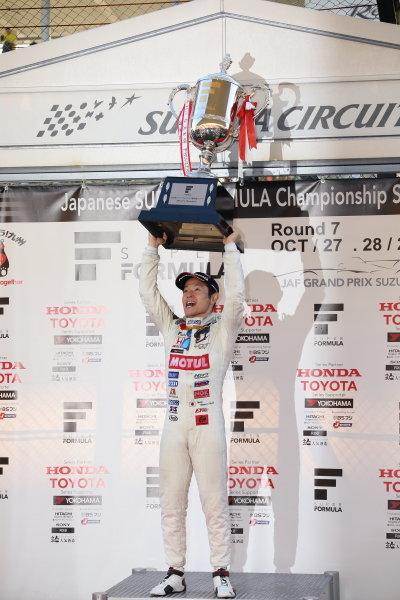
{"left": 182, "top": 278, "right": 218, "bottom": 319}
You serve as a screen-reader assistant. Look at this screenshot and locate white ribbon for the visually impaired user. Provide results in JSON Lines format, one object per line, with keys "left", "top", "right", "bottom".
{"left": 177, "top": 101, "right": 193, "bottom": 176}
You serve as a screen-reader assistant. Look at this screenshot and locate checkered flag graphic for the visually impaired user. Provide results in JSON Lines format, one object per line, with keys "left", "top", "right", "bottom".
{"left": 36, "top": 92, "right": 140, "bottom": 139}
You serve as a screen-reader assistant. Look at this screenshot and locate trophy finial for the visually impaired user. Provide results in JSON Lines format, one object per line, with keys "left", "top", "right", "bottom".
{"left": 219, "top": 54, "right": 232, "bottom": 73}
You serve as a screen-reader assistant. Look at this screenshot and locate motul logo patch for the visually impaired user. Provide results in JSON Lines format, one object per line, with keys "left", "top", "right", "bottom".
{"left": 168, "top": 354, "right": 210, "bottom": 370}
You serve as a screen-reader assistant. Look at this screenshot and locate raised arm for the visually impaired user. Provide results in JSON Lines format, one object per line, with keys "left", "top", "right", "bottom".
{"left": 139, "top": 233, "right": 174, "bottom": 337}
{"left": 220, "top": 230, "right": 245, "bottom": 337}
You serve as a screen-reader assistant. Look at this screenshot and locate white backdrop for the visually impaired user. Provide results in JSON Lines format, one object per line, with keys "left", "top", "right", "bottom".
{"left": 0, "top": 179, "right": 400, "bottom": 600}
{"left": 1, "top": 0, "right": 400, "bottom": 171}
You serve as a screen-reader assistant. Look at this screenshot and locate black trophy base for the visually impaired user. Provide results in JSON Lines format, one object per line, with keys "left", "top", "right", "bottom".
{"left": 138, "top": 177, "right": 242, "bottom": 253}
{"left": 142, "top": 219, "right": 233, "bottom": 253}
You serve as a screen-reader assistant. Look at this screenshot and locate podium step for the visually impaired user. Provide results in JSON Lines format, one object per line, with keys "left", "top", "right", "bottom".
{"left": 93, "top": 570, "right": 340, "bottom": 600}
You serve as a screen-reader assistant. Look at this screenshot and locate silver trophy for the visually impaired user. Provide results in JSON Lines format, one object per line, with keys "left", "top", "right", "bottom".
{"left": 168, "top": 55, "right": 271, "bottom": 176}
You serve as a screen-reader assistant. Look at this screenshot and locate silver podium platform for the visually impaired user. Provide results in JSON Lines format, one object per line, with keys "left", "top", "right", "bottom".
{"left": 93, "top": 570, "right": 340, "bottom": 600}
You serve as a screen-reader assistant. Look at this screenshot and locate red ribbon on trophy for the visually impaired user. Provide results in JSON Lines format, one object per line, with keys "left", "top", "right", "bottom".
{"left": 177, "top": 100, "right": 193, "bottom": 176}
{"left": 237, "top": 94, "right": 257, "bottom": 161}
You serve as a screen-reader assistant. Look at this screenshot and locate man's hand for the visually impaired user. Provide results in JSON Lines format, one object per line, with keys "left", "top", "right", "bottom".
{"left": 223, "top": 230, "right": 241, "bottom": 245}
{"left": 148, "top": 232, "right": 167, "bottom": 248}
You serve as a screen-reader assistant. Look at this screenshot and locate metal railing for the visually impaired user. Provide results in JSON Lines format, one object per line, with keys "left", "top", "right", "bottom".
{"left": 0, "top": 0, "right": 382, "bottom": 50}
{"left": 305, "top": 0, "right": 379, "bottom": 19}
{"left": 0, "top": 1, "right": 187, "bottom": 46}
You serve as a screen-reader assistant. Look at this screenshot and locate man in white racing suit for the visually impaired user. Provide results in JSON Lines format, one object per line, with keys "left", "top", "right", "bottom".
{"left": 139, "top": 231, "right": 244, "bottom": 598}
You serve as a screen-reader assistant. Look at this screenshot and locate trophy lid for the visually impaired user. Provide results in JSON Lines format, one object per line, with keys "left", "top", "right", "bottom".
{"left": 197, "top": 54, "right": 242, "bottom": 86}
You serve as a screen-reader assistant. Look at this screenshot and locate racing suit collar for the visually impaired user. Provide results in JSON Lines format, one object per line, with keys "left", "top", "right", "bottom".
{"left": 182, "top": 313, "right": 215, "bottom": 330}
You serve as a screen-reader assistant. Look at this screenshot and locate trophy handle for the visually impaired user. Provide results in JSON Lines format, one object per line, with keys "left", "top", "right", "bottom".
{"left": 168, "top": 84, "right": 193, "bottom": 119}
{"left": 246, "top": 83, "right": 272, "bottom": 117}
{"left": 232, "top": 83, "right": 272, "bottom": 138}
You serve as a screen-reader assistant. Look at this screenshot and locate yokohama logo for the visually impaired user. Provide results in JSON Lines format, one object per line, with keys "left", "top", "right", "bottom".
{"left": 168, "top": 354, "right": 210, "bottom": 370}
{"left": 0, "top": 390, "right": 17, "bottom": 400}
{"left": 53, "top": 495, "right": 102, "bottom": 505}
{"left": 228, "top": 496, "right": 271, "bottom": 506}
{"left": 236, "top": 333, "right": 270, "bottom": 343}
{"left": 388, "top": 332, "right": 400, "bottom": 343}
{"left": 137, "top": 398, "right": 166, "bottom": 409}
{"left": 54, "top": 335, "right": 102, "bottom": 345}
{"left": 305, "top": 398, "right": 353, "bottom": 408}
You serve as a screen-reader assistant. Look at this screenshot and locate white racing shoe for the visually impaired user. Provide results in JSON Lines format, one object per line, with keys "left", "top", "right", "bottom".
{"left": 150, "top": 568, "right": 186, "bottom": 597}
{"left": 212, "top": 568, "right": 236, "bottom": 598}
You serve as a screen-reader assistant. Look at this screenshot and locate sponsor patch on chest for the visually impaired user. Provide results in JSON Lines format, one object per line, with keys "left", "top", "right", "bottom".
{"left": 195, "top": 414, "right": 209, "bottom": 426}
{"left": 194, "top": 380, "right": 209, "bottom": 387}
{"left": 172, "top": 331, "right": 192, "bottom": 350}
{"left": 194, "top": 388, "right": 210, "bottom": 399}
{"left": 169, "top": 354, "right": 210, "bottom": 370}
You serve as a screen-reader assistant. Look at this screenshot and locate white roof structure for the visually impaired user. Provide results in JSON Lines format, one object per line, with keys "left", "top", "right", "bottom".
{"left": 0, "top": 0, "right": 399, "bottom": 179}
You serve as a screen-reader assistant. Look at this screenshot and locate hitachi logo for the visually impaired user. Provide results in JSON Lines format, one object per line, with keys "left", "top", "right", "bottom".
{"left": 168, "top": 354, "right": 210, "bottom": 370}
